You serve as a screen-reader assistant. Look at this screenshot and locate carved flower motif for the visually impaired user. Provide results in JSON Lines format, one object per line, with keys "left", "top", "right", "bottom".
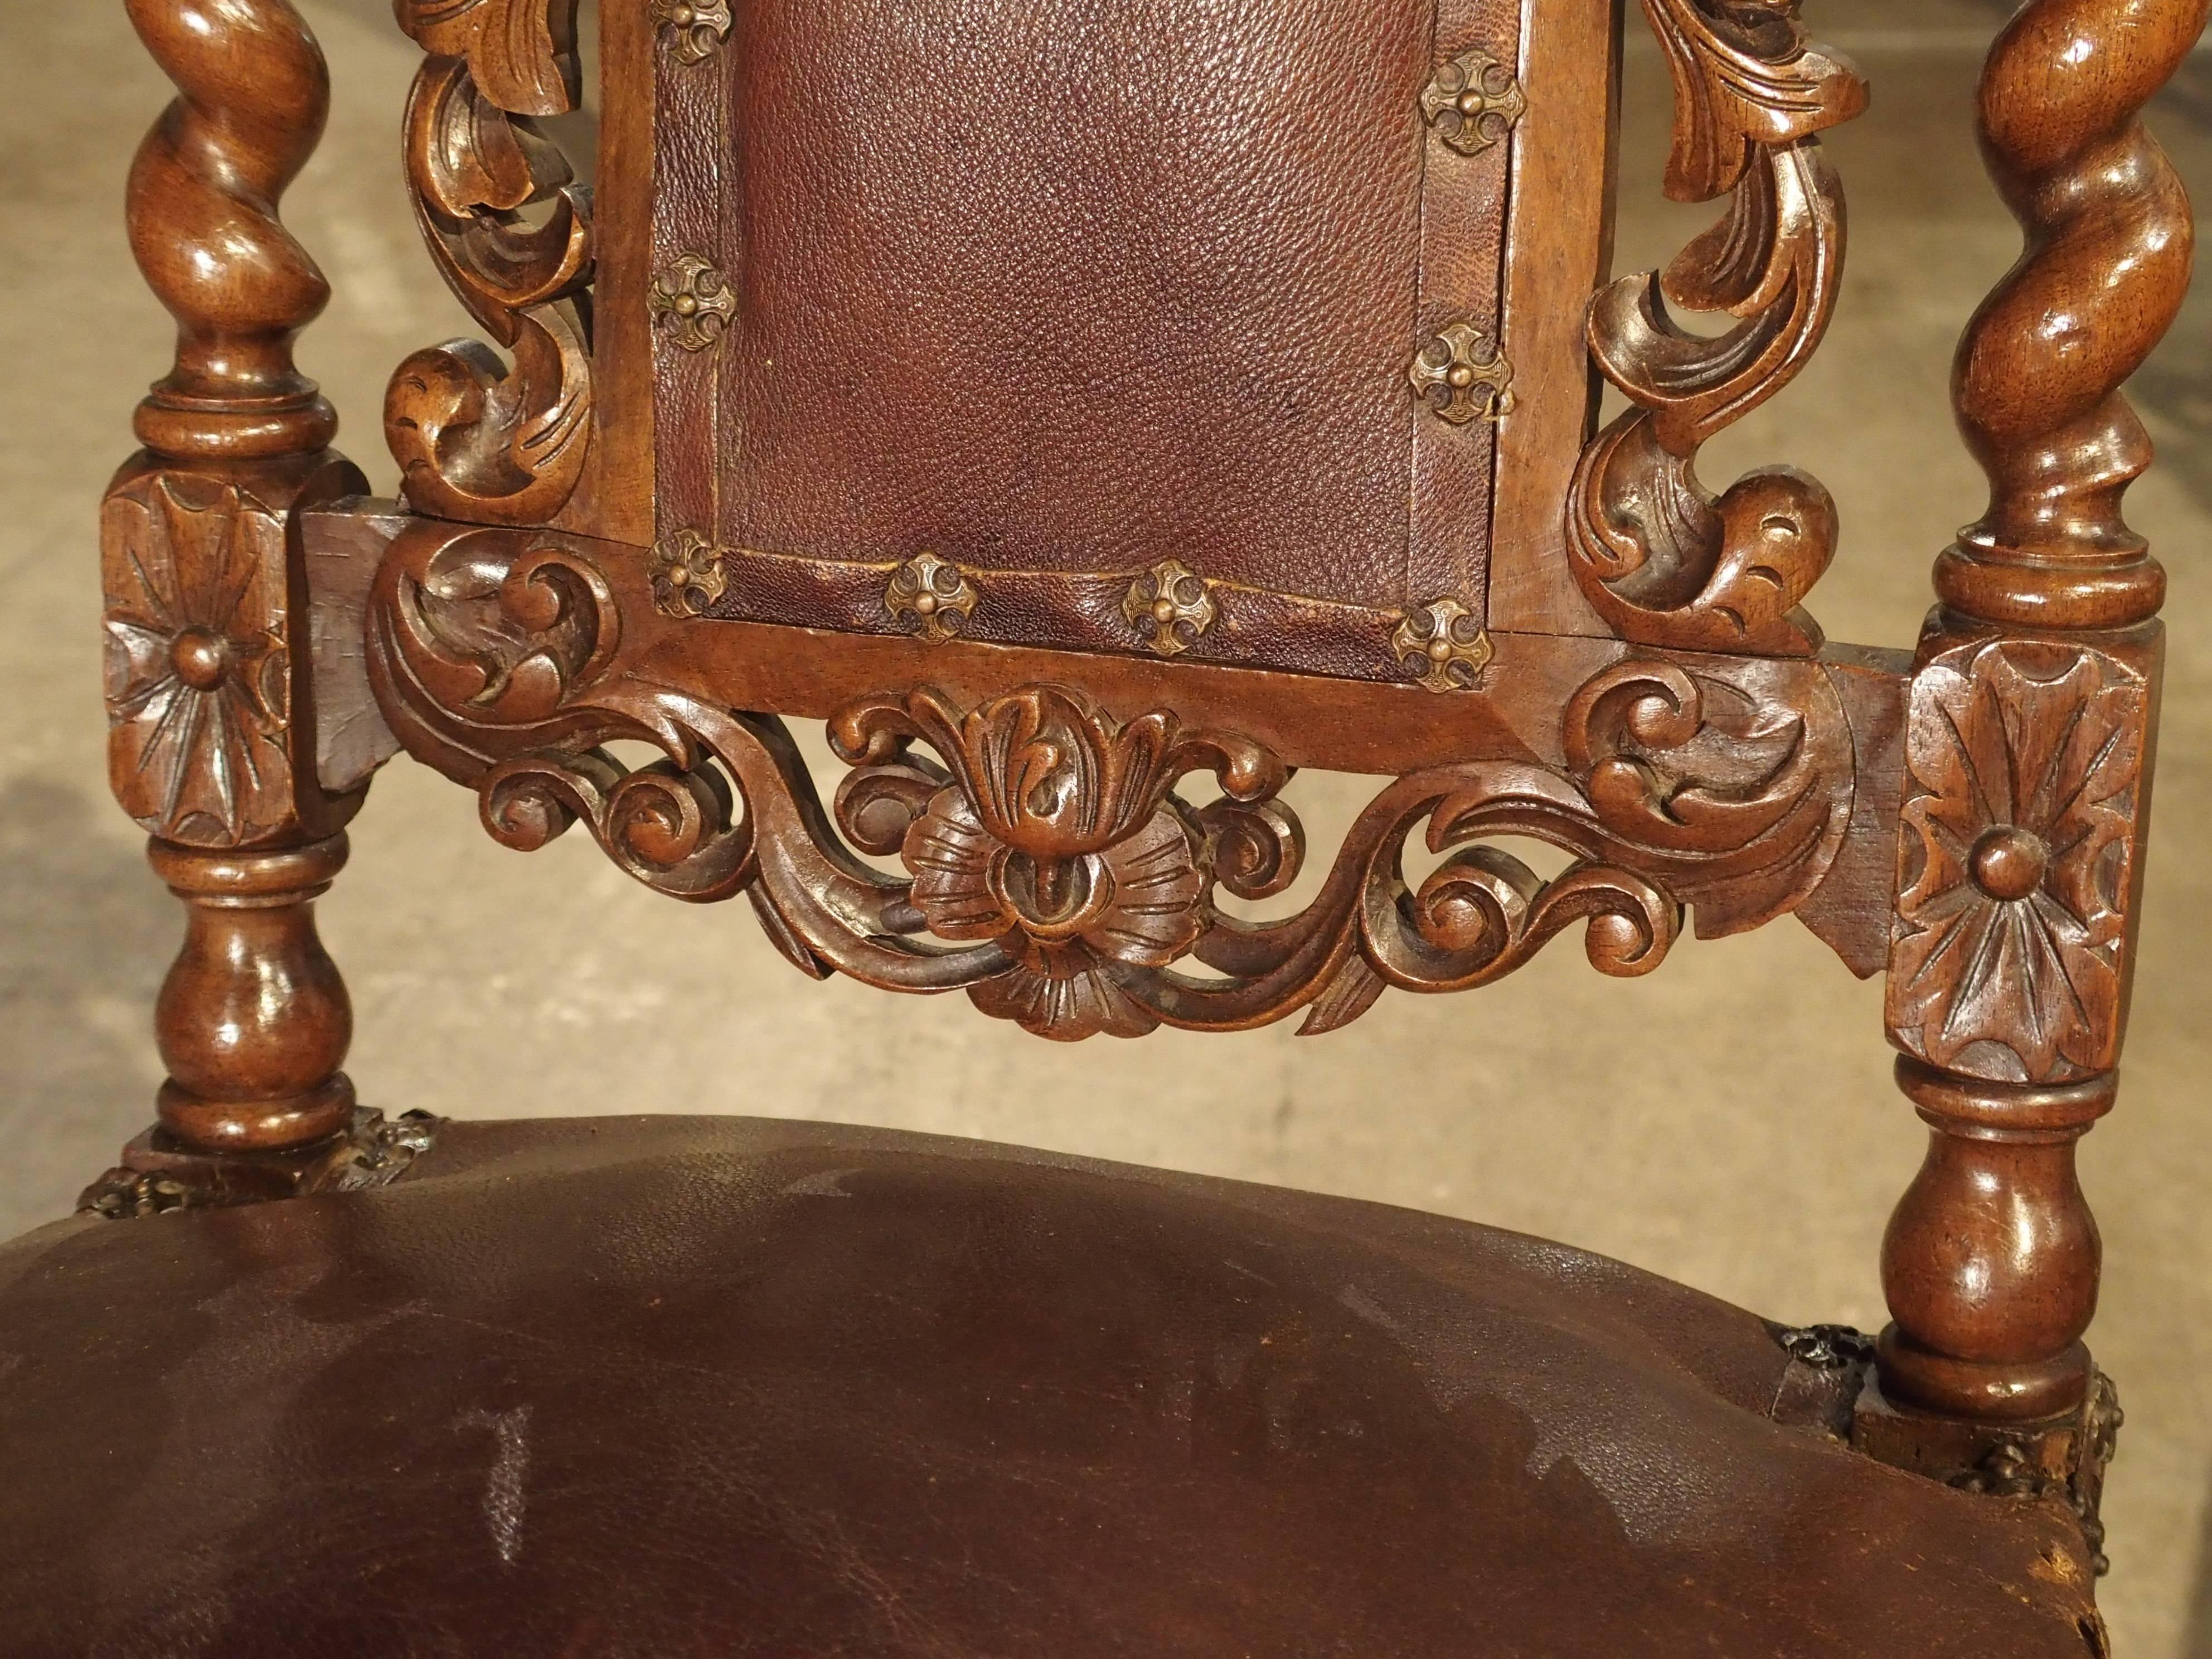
{"left": 102, "top": 476, "right": 292, "bottom": 846}
{"left": 842, "top": 687, "right": 1280, "bottom": 1040}
{"left": 1889, "top": 642, "right": 2145, "bottom": 1083}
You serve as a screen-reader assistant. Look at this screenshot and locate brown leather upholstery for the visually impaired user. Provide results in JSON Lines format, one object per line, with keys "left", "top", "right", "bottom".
{"left": 0, "top": 1118, "right": 2099, "bottom": 1656}
{"left": 668, "top": 0, "right": 1517, "bottom": 679}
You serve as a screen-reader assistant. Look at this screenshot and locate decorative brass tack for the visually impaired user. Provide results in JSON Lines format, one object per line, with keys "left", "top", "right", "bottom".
{"left": 1122, "top": 560, "right": 1217, "bottom": 657}
{"left": 651, "top": 0, "right": 732, "bottom": 65}
{"left": 1420, "top": 48, "right": 1526, "bottom": 157}
{"left": 650, "top": 255, "right": 736, "bottom": 353}
{"left": 651, "top": 530, "right": 729, "bottom": 618}
{"left": 886, "top": 554, "right": 979, "bottom": 644}
{"left": 1408, "top": 323, "right": 1515, "bottom": 426}
{"left": 1393, "top": 598, "right": 1492, "bottom": 693}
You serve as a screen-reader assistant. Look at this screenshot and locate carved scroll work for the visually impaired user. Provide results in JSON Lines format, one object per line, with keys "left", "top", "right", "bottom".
{"left": 368, "top": 527, "right": 1859, "bottom": 1041}
{"left": 1570, "top": 0, "right": 1867, "bottom": 655}
{"left": 386, "top": 0, "right": 595, "bottom": 526}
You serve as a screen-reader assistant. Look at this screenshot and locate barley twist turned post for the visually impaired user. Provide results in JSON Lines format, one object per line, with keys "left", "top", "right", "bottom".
{"left": 98, "top": 0, "right": 370, "bottom": 1177}
{"left": 1860, "top": 0, "right": 2203, "bottom": 1548}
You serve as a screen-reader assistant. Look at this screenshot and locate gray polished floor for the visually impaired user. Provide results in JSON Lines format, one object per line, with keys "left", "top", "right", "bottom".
{"left": 2, "top": 1, "right": 2208, "bottom": 1651}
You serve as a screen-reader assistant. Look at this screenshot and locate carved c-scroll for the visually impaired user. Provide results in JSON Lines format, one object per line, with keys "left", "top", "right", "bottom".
{"left": 1569, "top": 0, "right": 1867, "bottom": 656}
{"left": 368, "top": 526, "right": 1859, "bottom": 1041}
{"left": 386, "top": 0, "right": 594, "bottom": 527}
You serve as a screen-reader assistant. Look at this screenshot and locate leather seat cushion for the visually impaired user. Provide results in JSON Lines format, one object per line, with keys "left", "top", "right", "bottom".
{"left": 0, "top": 1117, "right": 2102, "bottom": 1656}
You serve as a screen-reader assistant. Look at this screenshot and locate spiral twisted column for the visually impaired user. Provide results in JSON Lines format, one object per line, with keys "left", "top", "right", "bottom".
{"left": 1870, "top": 0, "right": 2199, "bottom": 1486}
{"left": 1938, "top": 0, "right": 2201, "bottom": 628}
{"left": 102, "top": 0, "right": 373, "bottom": 1164}
{"left": 125, "top": 0, "right": 338, "bottom": 460}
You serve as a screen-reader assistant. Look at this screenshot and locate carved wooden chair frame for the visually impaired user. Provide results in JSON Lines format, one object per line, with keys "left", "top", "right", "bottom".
{"left": 97, "top": 0, "right": 2196, "bottom": 1569}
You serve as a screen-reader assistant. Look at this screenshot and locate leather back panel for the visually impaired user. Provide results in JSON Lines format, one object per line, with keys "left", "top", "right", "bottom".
{"left": 654, "top": 0, "right": 1544, "bottom": 681}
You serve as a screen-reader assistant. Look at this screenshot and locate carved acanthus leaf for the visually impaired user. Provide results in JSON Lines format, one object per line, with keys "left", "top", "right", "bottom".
{"left": 1640, "top": 0, "right": 1868, "bottom": 202}
{"left": 367, "top": 528, "right": 1859, "bottom": 1041}
{"left": 1569, "top": 2, "right": 1865, "bottom": 657}
{"left": 387, "top": 1, "right": 594, "bottom": 526}
{"left": 394, "top": 0, "right": 581, "bottom": 117}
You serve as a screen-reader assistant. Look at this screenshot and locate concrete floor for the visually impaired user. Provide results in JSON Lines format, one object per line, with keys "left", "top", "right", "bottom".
{"left": 2, "top": 0, "right": 2208, "bottom": 1650}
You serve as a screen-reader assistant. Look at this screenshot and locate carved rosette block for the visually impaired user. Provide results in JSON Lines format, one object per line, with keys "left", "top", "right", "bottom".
{"left": 103, "top": 474, "right": 295, "bottom": 847}
{"left": 367, "top": 523, "right": 1859, "bottom": 1045}
{"left": 1889, "top": 636, "right": 2149, "bottom": 1086}
{"left": 386, "top": 0, "right": 596, "bottom": 527}
{"left": 1566, "top": 0, "right": 1865, "bottom": 655}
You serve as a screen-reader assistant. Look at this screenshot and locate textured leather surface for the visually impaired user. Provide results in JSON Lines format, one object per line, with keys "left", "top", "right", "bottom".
{"left": 0, "top": 1117, "right": 2100, "bottom": 1656}
{"left": 658, "top": 0, "right": 1520, "bottom": 680}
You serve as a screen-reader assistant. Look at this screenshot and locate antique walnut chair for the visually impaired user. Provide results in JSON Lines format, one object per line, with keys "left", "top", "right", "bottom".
{"left": 0, "top": 0, "right": 2193, "bottom": 1650}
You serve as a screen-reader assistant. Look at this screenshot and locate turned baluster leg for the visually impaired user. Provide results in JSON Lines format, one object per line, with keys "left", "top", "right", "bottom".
{"left": 149, "top": 838, "right": 356, "bottom": 1152}
{"left": 1858, "top": 0, "right": 2200, "bottom": 1561}
{"left": 95, "top": 0, "right": 371, "bottom": 1185}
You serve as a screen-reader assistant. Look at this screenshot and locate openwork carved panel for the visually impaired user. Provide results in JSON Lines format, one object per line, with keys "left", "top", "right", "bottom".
{"left": 366, "top": 525, "right": 1862, "bottom": 1042}
{"left": 1568, "top": 0, "right": 1866, "bottom": 655}
{"left": 386, "top": 0, "right": 595, "bottom": 527}
{"left": 1887, "top": 637, "right": 2151, "bottom": 1086}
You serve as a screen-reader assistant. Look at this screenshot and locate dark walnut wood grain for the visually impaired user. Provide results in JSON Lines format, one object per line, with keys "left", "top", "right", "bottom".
{"left": 105, "top": 0, "right": 368, "bottom": 1156}
{"left": 1863, "top": 0, "right": 2198, "bottom": 1464}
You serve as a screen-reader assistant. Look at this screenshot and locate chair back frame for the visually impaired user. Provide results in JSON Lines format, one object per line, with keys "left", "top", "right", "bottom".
{"left": 91, "top": 0, "right": 2201, "bottom": 1555}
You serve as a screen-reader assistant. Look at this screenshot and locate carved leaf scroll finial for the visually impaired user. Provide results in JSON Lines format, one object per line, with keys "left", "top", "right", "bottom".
{"left": 387, "top": 0, "right": 596, "bottom": 528}
{"left": 1567, "top": 0, "right": 1866, "bottom": 657}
